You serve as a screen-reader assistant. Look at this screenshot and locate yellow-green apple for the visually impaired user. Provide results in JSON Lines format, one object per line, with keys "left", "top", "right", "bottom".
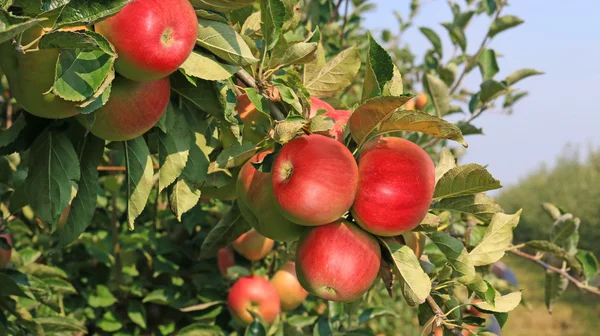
{"left": 0, "top": 232, "right": 12, "bottom": 269}
{"left": 415, "top": 93, "right": 428, "bottom": 110}
{"left": 295, "top": 219, "right": 381, "bottom": 302}
{"left": 235, "top": 94, "right": 271, "bottom": 144}
{"left": 237, "top": 151, "right": 306, "bottom": 241}
{"left": 79, "top": 75, "right": 170, "bottom": 141}
{"left": 232, "top": 229, "right": 274, "bottom": 261}
{"left": 270, "top": 262, "right": 308, "bottom": 310}
{"left": 351, "top": 137, "right": 435, "bottom": 236}
{"left": 218, "top": 247, "right": 235, "bottom": 278}
{"left": 395, "top": 232, "right": 426, "bottom": 258}
{"left": 271, "top": 134, "right": 358, "bottom": 226}
{"left": 227, "top": 275, "right": 281, "bottom": 325}
{"left": 95, "top": 0, "right": 197, "bottom": 81}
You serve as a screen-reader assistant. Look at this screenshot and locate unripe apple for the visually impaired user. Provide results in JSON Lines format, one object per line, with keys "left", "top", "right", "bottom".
{"left": 95, "top": 0, "right": 198, "bottom": 81}
{"left": 415, "top": 93, "right": 428, "bottom": 110}
{"left": 270, "top": 262, "right": 308, "bottom": 310}
{"left": 295, "top": 219, "right": 381, "bottom": 302}
{"left": 271, "top": 134, "right": 358, "bottom": 226}
{"left": 395, "top": 232, "right": 426, "bottom": 259}
{"left": 235, "top": 94, "right": 271, "bottom": 144}
{"left": 218, "top": 247, "right": 235, "bottom": 278}
{"left": 232, "top": 229, "right": 274, "bottom": 261}
{"left": 352, "top": 137, "right": 435, "bottom": 236}
{"left": 0, "top": 233, "right": 12, "bottom": 269}
{"left": 227, "top": 275, "right": 281, "bottom": 325}
{"left": 237, "top": 151, "right": 306, "bottom": 241}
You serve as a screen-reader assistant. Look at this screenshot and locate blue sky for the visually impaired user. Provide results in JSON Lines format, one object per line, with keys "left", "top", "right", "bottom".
{"left": 361, "top": 1, "right": 600, "bottom": 187}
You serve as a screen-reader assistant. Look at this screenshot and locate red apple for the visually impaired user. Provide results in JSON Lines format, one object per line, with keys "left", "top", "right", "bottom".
{"left": 235, "top": 94, "right": 271, "bottom": 144}
{"left": 218, "top": 247, "right": 235, "bottom": 278}
{"left": 0, "top": 233, "right": 12, "bottom": 269}
{"left": 227, "top": 275, "right": 281, "bottom": 325}
{"left": 95, "top": 0, "right": 198, "bottom": 81}
{"left": 415, "top": 93, "right": 428, "bottom": 110}
{"left": 295, "top": 219, "right": 381, "bottom": 302}
{"left": 270, "top": 262, "right": 308, "bottom": 310}
{"left": 466, "top": 298, "right": 484, "bottom": 317}
{"left": 271, "top": 134, "right": 358, "bottom": 226}
{"left": 309, "top": 97, "right": 335, "bottom": 118}
{"left": 231, "top": 229, "right": 274, "bottom": 261}
{"left": 324, "top": 109, "right": 351, "bottom": 142}
{"left": 351, "top": 137, "right": 435, "bottom": 236}
{"left": 79, "top": 76, "right": 170, "bottom": 141}
{"left": 237, "top": 151, "right": 306, "bottom": 241}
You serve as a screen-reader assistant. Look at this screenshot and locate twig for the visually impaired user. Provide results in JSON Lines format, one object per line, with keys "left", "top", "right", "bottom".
{"left": 426, "top": 295, "right": 463, "bottom": 336}
{"left": 98, "top": 165, "right": 159, "bottom": 171}
{"left": 339, "top": 0, "right": 350, "bottom": 47}
{"left": 509, "top": 249, "right": 600, "bottom": 296}
{"left": 234, "top": 69, "right": 285, "bottom": 121}
{"left": 111, "top": 194, "right": 122, "bottom": 283}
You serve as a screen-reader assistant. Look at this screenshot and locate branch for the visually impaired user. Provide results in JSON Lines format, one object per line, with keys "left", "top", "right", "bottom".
{"left": 234, "top": 69, "right": 285, "bottom": 121}
{"left": 339, "top": 0, "right": 350, "bottom": 47}
{"left": 426, "top": 295, "right": 463, "bottom": 336}
{"left": 98, "top": 165, "right": 159, "bottom": 172}
{"left": 509, "top": 249, "right": 600, "bottom": 296}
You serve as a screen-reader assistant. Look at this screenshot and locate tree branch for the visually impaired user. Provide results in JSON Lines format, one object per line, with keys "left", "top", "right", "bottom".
{"left": 426, "top": 295, "right": 463, "bottom": 336}
{"left": 234, "top": 69, "right": 285, "bottom": 121}
{"left": 339, "top": 0, "right": 350, "bottom": 47}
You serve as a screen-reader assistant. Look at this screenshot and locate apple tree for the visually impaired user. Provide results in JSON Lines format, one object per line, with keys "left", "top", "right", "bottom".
{"left": 0, "top": 0, "right": 598, "bottom": 335}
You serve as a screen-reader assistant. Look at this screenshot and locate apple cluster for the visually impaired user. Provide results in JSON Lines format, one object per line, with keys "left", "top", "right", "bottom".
{"left": 0, "top": 0, "right": 198, "bottom": 141}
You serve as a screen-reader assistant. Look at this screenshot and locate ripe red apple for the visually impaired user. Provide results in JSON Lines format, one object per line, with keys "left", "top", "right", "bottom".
{"left": 324, "top": 109, "right": 351, "bottom": 142}
{"left": 271, "top": 134, "right": 358, "bottom": 226}
{"left": 95, "top": 0, "right": 198, "bottom": 81}
{"left": 309, "top": 97, "right": 335, "bottom": 118}
{"left": 227, "top": 275, "right": 281, "bottom": 325}
{"left": 78, "top": 76, "right": 170, "bottom": 141}
{"left": 231, "top": 229, "right": 274, "bottom": 261}
{"left": 395, "top": 232, "right": 426, "bottom": 259}
{"left": 270, "top": 262, "right": 308, "bottom": 310}
{"left": 237, "top": 151, "right": 306, "bottom": 241}
{"left": 235, "top": 94, "right": 271, "bottom": 144}
{"left": 0, "top": 233, "right": 12, "bottom": 269}
{"left": 218, "top": 247, "right": 235, "bottom": 278}
{"left": 295, "top": 219, "right": 381, "bottom": 302}
{"left": 351, "top": 137, "right": 435, "bottom": 236}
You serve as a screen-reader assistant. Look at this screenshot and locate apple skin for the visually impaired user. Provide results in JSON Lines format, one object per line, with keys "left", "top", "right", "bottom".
{"left": 237, "top": 151, "right": 306, "bottom": 242}
{"left": 231, "top": 229, "right": 274, "bottom": 261}
{"left": 466, "top": 298, "right": 484, "bottom": 317}
{"left": 403, "top": 98, "right": 416, "bottom": 110}
{"left": 227, "top": 275, "right": 281, "bottom": 325}
{"left": 415, "top": 93, "right": 428, "bottom": 110}
{"left": 295, "top": 219, "right": 381, "bottom": 302}
{"left": 351, "top": 137, "right": 435, "bottom": 236}
{"left": 95, "top": 0, "right": 197, "bottom": 81}
{"left": 78, "top": 76, "right": 170, "bottom": 141}
{"left": 324, "top": 109, "right": 351, "bottom": 142}
{"left": 235, "top": 94, "right": 271, "bottom": 144}
{"left": 270, "top": 262, "right": 308, "bottom": 311}
{"left": 0, "top": 233, "right": 12, "bottom": 269}
{"left": 309, "top": 97, "right": 335, "bottom": 118}
{"left": 271, "top": 134, "right": 358, "bottom": 226}
{"left": 218, "top": 247, "right": 235, "bottom": 278}
{"left": 395, "top": 232, "right": 426, "bottom": 259}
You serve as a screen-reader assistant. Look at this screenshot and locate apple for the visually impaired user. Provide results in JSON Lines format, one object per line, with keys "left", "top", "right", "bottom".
{"left": 295, "top": 219, "right": 381, "bottom": 302}
{"left": 309, "top": 97, "right": 335, "bottom": 118}
{"left": 0, "top": 232, "right": 12, "bottom": 269}
{"left": 79, "top": 75, "right": 170, "bottom": 141}
{"left": 56, "top": 205, "right": 71, "bottom": 231}
{"left": 270, "top": 262, "right": 308, "bottom": 310}
{"left": 351, "top": 137, "right": 435, "bottom": 236}
{"left": 95, "top": 0, "right": 197, "bottom": 81}
{"left": 237, "top": 151, "right": 306, "bottom": 241}
{"left": 415, "top": 93, "right": 428, "bottom": 110}
{"left": 232, "top": 229, "right": 274, "bottom": 261}
{"left": 324, "top": 109, "right": 351, "bottom": 142}
{"left": 271, "top": 134, "right": 358, "bottom": 226}
{"left": 218, "top": 247, "right": 235, "bottom": 278}
{"left": 403, "top": 98, "right": 416, "bottom": 110}
{"left": 235, "top": 94, "right": 271, "bottom": 144}
{"left": 466, "top": 298, "right": 484, "bottom": 317}
{"left": 227, "top": 275, "right": 281, "bottom": 325}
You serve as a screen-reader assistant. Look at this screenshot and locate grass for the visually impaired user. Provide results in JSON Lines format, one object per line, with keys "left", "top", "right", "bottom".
{"left": 502, "top": 254, "right": 600, "bottom": 336}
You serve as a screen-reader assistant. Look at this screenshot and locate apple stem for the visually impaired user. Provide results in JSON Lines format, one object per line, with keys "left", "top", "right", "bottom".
{"left": 426, "top": 295, "right": 463, "bottom": 336}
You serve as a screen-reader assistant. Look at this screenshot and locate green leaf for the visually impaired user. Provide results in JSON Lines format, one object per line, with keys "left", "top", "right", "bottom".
{"left": 303, "top": 30, "right": 325, "bottom": 84}
{"left": 551, "top": 214, "right": 579, "bottom": 250}
{"left": 54, "top": 0, "right": 130, "bottom": 27}
{"left": 423, "top": 73, "right": 451, "bottom": 116}
{"left": 441, "top": 22, "right": 466, "bottom": 52}
{"left": 305, "top": 45, "right": 361, "bottom": 98}
{"left": 541, "top": 202, "right": 563, "bottom": 220}
{"left": 544, "top": 270, "right": 568, "bottom": 313}
{"left": 97, "top": 311, "right": 123, "bottom": 332}
{"left": 88, "top": 285, "right": 117, "bottom": 308}
{"left": 434, "top": 164, "right": 502, "bottom": 200}
{"left": 245, "top": 318, "right": 266, "bottom": 336}
{"left": 479, "top": 79, "right": 508, "bottom": 102}
{"left": 434, "top": 193, "right": 503, "bottom": 222}
{"left": 456, "top": 121, "right": 483, "bottom": 136}
{"left": 169, "top": 178, "right": 201, "bottom": 222}
{"left": 474, "top": 291, "right": 522, "bottom": 313}
{"left": 128, "top": 301, "right": 147, "bottom": 329}
{"left": 268, "top": 41, "right": 318, "bottom": 69}
{"left": 419, "top": 27, "right": 442, "bottom": 56}
{"left": 454, "top": 10, "right": 475, "bottom": 29}
{"left": 273, "top": 119, "right": 305, "bottom": 144}
{"left": 34, "top": 316, "right": 87, "bottom": 334}
{"left": 379, "top": 238, "right": 431, "bottom": 306}
{"left": 39, "top": 30, "right": 115, "bottom": 55}
{"left": 525, "top": 240, "right": 583, "bottom": 275}
{"left": 0, "top": 12, "right": 46, "bottom": 44}
{"left": 56, "top": 133, "right": 104, "bottom": 246}
{"left": 196, "top": 18, "right": 259, "bottom": 66}
{"left": 171, "top": 73, "right": 228, "bottom": 122}
{"left": 180, "top": 50, "right": 240, "bottom": 81}
{"left": 434, "top": 148, "right": 456, "bottom": 183}
{"left": 191, "top": 0, "right": 255, "bottom": 13}
{"left": 195, "top": 9, "right": 229, "bottom": 23}
{"left": 505, "top": 68, "right": 544, "bottom": 86}
{"left": 575, "top": 250, "right": 599, "bottom": 281}
{"left": 25, "top": 129, "right": 80, "bottom": 224}
{"left": 482, "top": 0, "right": 497, "bottom": 15}
{"left": 438, "top": 62, "right": 458, "bottom": 87}
{"left": 261, "top": 0, "right": 286, "bottom": 50}
{"left": 361, "top": 31, "right": 394, "bottom": 102}
{"left": 478, "top": 49, "right": 499, "bottom": 80}
{"left": 158, "top": 110, "right": 192, "bottom": 193}
{"left": 358, "top": 307, "right": 399, "bottom": 325}
{"left": 179, "top": 323, "right": 225, "bottom": 336}
{"left": 20, "top": 263, "right": 68, "bottom": 278}
{"left": 0, "top": 272, "right": 28, "bottom": 297}
{"left": 199, "top": 203, "right": 251, "bottom": 259}
{"left": 469, "top": 210, "right": 522, "bottom": 266}
{"left": 42, "top": 277, "right": 77, "bottom": 295}
{"left": 489, "top": 15, "right": 524, "bottom": 38}
{"left": 309, "top": 114, "right": 335, "bottom": 134}
{"left": 182, "top": 132, "right": 211, "bottom": 185}
{"left": 124, "top": 137, "right": 154, "bottom": 230}
{"left": 215, "top": 141, "right": 257, "bottom": 169}
{"left": 0, "top": 114, "right": 49, "bottom": 157}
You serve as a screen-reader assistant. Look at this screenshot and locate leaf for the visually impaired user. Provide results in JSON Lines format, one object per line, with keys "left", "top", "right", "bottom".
{"left": 541, "top": 202, "right": 563, "bottom": 220}
{"left": 358, "top": 307, "right": 398, "bottom": 325}
{"left": 195, "top": 9, "right": 229, "bottom": 23}
{"left": 505, "top": 68, "right": 544, "bottom": 86}
{"left": 97, "top": 311, "right": 123, "bottom": 332}
{"left": 20, "top": 263, "right": 68, "bottom": 279}
{"left": 269, "top": 41, "right": 318, "bottom": 69}
{"left": 479, "top": 79, "right": 508, "bottom": 102}
{"left": 179, "top": 323, "right": 225, "bottom": 336}
{"left": 361, "top": 32, "right": 394, "bottom": 102}
{"left": 215, "top": 141, "right": 257, "bottom": 169}
{"left": 169, "top": 178, "right": 201, "bottom": 222}
{"left": 124, "top": 137, "right": 154, "bottom": 230}
{"left": 348, "top": 95, "right": 413, "bottom": 146}
{"left": 128, "top": 301, "right": 147, "bottom": 329}
{"left": 434, "top": 193, "right": 503, "bottom": 222}
{"left": 35, "top": 316, "right": 87, "bottom": 334}
{"left": 56, "top": 133, "right": 104, "bottom": 246}
{"left": 261, "top": 0, "right": 286, "bottom": 50}
{"left": 551, "top": 214, "right": 579, "bottom": 249}
{"left": 419, "top": 27, "right": 442, "bottom": 56}
{"left": 575, "top": 250, "right": 599, "bottom": 281}
{"left": 423, "top": 73, "right": 451, "bottom": 116}
{"left": 273, "top": 119, "right": 305, "bottom": 144}
{"left": 171, "top": 72, "right": 228, "bottom": 122}
{"left": 382, "top": 64, "right": 404, "bottom": 97}
{"left": 303, "top": 29, "right": 325, "bottom": 84}
{"left": 544, "top": 270, "right": 568, "bottom": 313}
{"left": 488, "top": 15, "right": 524, "bottom": 38}
{"left": 469, "top": 210, "right": 522, "bottom": 266}
{"left": 0, "top": 272, "right": 28, "bottom": 297}
{"left": 438, "top": 62, "right": 458, "bottom": 87}
{"left": 0, "top": 12, "right": 46, "bottom": 44}
{"left": 42, "top": 277, "right": 77, "bottom": 295}
{"left": 474, "top": 291, "right": 522, "bottom": 313}
{"left": 245, "top": 318, "right": 266, "bottom": 336}
{"left": 456, "top": 121, "right": 483, "bottom": 136}
{"left": 379, "top": 238, "right": 431, "bottom": 306}
{"left": 304, "top": 45, "right": 361, "bottom": 97}
{"left": 309, "top": 114, "right": 335, "bottom": 134}
{"left": 441, "top": 22, "right": 466, "bottom": 52}
{"left": 88, "top": 285, "right": 117, "bottom": 308}
{"left": 478, "top": 49, "right": 499, "bottom": 80}
{"left": 191, "top": 0, "right": 255, "bottom": 13}
{"left": 482, "top": 0, "right": 497, "bottom": 15}
{"left": 180, "top": 50, "right": 240, "bottom": 81}
{"left": 0, "top": 114, "right": 49, "bottom": 156}
{"left": 182, "top": 132, "right": 211, "bottom": 185}
{"left": 525, "top": 240, "right": 583, "bottom": 275}
{"left": 54, "top": 0, "right": 130, "bottom": 27}
{"left": 158, "top": 111, "right": 192, "bottom": 193}
{"left": 25, "top": 129, "right": 80, "bottom": 224}
{"left": 39, "top": 30, "right": 115, "bottom": 55}
{"left": 434, "top": 164, "right": 502, "bottom": 200}
{"left": 196, "top": 18, "right": 259, "bottom": 66}
{"left": 435, "top": 148, "right": 456, "bottom": 183}
{"left": 199, "top": 203, "right": 251, "bottom": 259}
